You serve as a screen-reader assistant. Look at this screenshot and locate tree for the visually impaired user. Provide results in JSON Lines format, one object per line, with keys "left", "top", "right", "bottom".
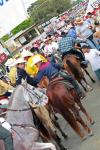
{"left": 28, "top": 0, "right": 73, "bottom": 24}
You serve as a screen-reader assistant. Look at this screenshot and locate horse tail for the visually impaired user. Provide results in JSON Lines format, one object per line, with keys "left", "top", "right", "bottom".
{"left": 60, "top": 105, "right": 83, "bottom": 137}
{"left": 66, "top": 59, "right": 79, "bottom": 78}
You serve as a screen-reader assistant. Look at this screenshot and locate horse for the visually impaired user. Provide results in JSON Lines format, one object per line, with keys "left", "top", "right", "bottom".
{"left": 22, "top": 84, "right": 67, "bottom": 150}
{"left": 38, "top": 76, "right": 93, "bottom": 140}
{"left": 63, "top": 54, "right": 93, "bottom": 91}
{"left": 0, "top": 84, "right": 57, "bottom": 150}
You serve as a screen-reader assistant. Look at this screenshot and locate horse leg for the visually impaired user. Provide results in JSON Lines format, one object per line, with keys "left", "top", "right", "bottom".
{"left": 82, "top": 77, "right": 93, "bottom": 92}
{"left": 84, "top": 69, "right": 96, "bottom": 83}
{"left": 60, "top": 107, "right": 85, "bottom": 140}
{"left": 76, "top": 100, "right": 94, "bottom": 125}
{"left": 80, "top": 81, "right": 87, "bottom": 92}
{"left": 53, "top": 118, "right": 68, "bottom": 139}
{"left": 71, "top": 106, "right": 92, "bottom": 136}
{"left": 52, "top": 133, "right": 67, "bottom": 150}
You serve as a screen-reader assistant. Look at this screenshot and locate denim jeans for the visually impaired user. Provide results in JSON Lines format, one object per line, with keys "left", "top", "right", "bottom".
{"left": 87, "top": 35, "right": 98, "bottom": 49}
{"left": 59, "top": 71, "right": 82, "bottom": 94}
{"left": 95, "top": 69, "right": 100, "bottom": 81}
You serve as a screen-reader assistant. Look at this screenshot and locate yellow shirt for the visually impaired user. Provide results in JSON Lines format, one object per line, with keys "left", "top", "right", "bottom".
{"left": 0, "top": 80, "right": 13, "bottom": 96}
{"left": 8, "top": 67, "right": 17, "bottom": 84}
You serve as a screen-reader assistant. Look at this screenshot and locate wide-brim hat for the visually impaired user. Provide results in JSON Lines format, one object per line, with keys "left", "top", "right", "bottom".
{"left": 21, "top": 50, "right": 33, "bottom": 58}
{"left": 29, "top": 54, "right": 47, "bottom": 67}
{"left": 5, "top": 58, "right": 16, "bottom": 67}
{"left": 75, "top": 17, "right": 83, "bottom": 24}
{"left": 14, "top": 58, "right": 26, "bottom": 65}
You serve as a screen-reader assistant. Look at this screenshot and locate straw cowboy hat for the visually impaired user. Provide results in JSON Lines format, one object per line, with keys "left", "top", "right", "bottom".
{"left": 75, "top": 17, "right": 83, "bottom": 24}
{"left": 21, "top": 50, "right": 33, "bottom": 58}
{"left": 5, "top": 58, "right": 16, "bottom": 67}
{"left": 14, "top": 58, "right": 26, "bottom": 65}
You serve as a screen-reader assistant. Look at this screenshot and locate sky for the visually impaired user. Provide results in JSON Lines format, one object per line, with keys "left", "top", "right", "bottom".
{"left": 24, "top": 0, "right": 37, "bottom": 8}
{"left": 0, "top": 0, "right": 37, "bottom": 37}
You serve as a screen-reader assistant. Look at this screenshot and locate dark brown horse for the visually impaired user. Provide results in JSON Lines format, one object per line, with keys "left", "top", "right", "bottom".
{"left": 63, "top": 54, "right": 93, "bottom": 91}
{"left": 38, "top": 76, "right": 93, "bottom": 140}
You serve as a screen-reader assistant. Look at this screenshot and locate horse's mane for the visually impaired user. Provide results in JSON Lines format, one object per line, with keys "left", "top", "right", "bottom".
{"left": 66, "top": 59, "right": 79, "bottom": 78}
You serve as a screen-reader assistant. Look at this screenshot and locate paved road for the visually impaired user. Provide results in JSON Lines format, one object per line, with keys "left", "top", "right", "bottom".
{"left": 57, "top": 65, "right": 100, "bottom": 150}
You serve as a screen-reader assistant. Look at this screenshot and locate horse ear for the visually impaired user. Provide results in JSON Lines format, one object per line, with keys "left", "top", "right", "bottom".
{"left": 21, "top": 78, "right": 28, "bottom": 87}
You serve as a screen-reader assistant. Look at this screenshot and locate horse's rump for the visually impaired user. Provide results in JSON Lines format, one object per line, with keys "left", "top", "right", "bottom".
{"left": 47, "top": 81, "right": 75, "bottom": 109}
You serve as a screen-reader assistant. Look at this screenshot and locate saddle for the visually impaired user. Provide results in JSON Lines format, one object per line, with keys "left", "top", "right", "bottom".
{"left": 49, "top": 77, "right": 74, "bottom": 90}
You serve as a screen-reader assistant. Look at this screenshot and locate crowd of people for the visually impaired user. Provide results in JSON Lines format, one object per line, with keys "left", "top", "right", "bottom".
{"left": 0, "top": 3, "right": 100, "bottom": 150}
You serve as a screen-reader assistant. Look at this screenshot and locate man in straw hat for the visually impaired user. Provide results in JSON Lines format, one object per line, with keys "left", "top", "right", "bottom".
{"left": 75, "top": 17, "right": 98, "bottom": 49}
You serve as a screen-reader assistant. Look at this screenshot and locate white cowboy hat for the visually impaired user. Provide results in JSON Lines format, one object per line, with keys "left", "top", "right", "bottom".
{"left": 30, "top": 55, "right": 43, "bottom": 67}
{"left": 14, "top": 58, "right": 26, "bottom": 65}
{"left": 5, "top": 58, "right": 16, "bottom": 67}
{"left": 21, "top": 50, "right": 33, "bottom": 58}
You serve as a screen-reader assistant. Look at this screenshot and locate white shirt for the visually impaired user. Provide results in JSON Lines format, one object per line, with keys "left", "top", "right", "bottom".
{"left": 43, "top": 42, "right": 58, "bottom": 55}
{"left": 85, "top": 49, "right": 100, "bottom": 71}
{"left": 76, "top": 22, "right": 93, "bottom": 40}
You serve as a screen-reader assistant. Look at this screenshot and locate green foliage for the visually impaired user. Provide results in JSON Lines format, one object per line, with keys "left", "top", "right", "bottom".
{"left": 2, "top": 34, "right": 10, "bottom": 42}
{"left": 11, "top": 19, "right": 32, "bottom": 35}
{"left": 28, "top": 0, "right": 73, "bottom": 24}
{"left": 2, "top": 19, "right": 32, "bottom": 41}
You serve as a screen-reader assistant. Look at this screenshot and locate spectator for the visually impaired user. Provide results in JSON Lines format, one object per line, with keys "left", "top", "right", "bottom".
{"left": 75, "top": 17, "right": 98, "bottom": 49}
{"left": 82, "top": 45, "right": 100, "bottom": 80}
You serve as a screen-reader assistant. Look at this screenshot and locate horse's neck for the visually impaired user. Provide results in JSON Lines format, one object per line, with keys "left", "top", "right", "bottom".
{"left": 6, "top": 86, "right": 34, "bottom": 126}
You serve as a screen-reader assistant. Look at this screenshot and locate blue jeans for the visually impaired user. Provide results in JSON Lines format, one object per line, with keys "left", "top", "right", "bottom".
{"left": 95, "top": 69, "right": 100, "bottom": 80}
{"left": 87, "top": 35, "right": 98, "bottom": 49}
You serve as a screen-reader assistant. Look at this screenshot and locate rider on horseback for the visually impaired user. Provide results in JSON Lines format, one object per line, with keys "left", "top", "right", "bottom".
{"left": 58, "top": 32, "right": 88, "bottom": 67}
{"left": 30, "top": 55, "right": 84, "bottom": 99}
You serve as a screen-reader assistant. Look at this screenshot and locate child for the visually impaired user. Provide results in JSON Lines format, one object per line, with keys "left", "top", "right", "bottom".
{"left": 82, "top": 45, "right": 100, "bottom": 80}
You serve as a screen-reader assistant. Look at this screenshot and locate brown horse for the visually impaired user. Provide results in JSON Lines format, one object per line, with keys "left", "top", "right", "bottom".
{"left": 38, "top": 76, "right": 93, "bottom": 140}
{"left": 63, "top": 54, "right": 92, "bottom": 91}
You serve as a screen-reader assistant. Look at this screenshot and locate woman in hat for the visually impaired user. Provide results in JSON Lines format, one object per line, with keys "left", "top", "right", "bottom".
{"left": 75, "top": 17, "right": 98, "bottom": 49}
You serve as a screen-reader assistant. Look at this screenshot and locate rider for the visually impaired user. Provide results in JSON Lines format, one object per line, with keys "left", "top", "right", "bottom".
{"left": 58, "top": 31, "right": 86, "bottom": 61}
{"left": 0, "top": 117, "right": 14, "bottom": 150}
{"left": 30, "top": 55, "right": 84, "bottom": 98}
{"left": 14, "top": 58, "right": 37, "bottom": 86}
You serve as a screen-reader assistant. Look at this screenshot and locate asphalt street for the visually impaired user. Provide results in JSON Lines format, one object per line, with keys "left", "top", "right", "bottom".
{"left": 57, "top": 65, "right": 100, "bottom": 150}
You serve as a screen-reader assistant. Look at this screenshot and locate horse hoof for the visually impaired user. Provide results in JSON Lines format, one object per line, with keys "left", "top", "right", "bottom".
{"left": 63, "top": 134, "right": 68, "bottom": 139}
{"left": 81, "top": 136, "right": 87, "bottom": 142}
{"left": 88, "top": 131, "right": 94, "bottom": 137}
{"left": 92, "top": 80, "right": 96, "bottom": 83}
{"left": 86, "top": 86, "right": 93, "bottom": 92}
{"left": 90, "top": 120, "right": 95, "bottom": 125}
